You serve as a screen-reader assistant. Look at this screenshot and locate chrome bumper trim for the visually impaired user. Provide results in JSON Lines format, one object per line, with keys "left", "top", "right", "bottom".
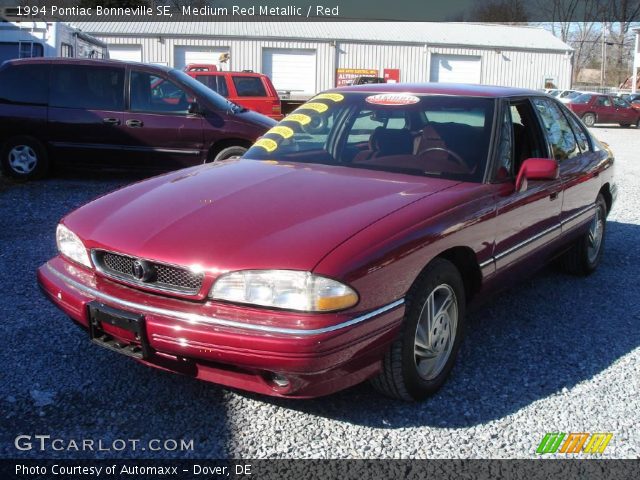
{"left": 45, "top": 264, "right": 404, "bottom": 337}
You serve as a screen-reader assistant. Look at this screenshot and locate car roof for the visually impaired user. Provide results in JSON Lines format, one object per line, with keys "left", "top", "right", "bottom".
{"left": 1, "top": 57, "right": 173, "bottom": 73}
{"left": 190, "top": 70, "right": 265, "bottom": 77}
{"left": 332, "top": 82, "right": 545, "bottom": 98}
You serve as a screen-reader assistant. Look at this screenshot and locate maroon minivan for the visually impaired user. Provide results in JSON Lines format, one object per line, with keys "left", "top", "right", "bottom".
{"left": 0, "top": 58, "right": 275, "bottom": 180}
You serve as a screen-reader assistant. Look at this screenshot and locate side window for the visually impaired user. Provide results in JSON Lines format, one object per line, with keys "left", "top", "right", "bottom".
{"left": 195, "top": 75, "right": 229, "bottom": 97}
{"left": 50, "top": 65, "right": 124, "bottom": 110}
{"left": 596, "top": 96, "right": 611, "bottom": 107}
{"left": 130, "top": 71, "right": 192, "bottom": 113}
{"left": 562, "top": 109, "right": 590, "bottom": 153}
{"left": 613, "top": 97, "right": 630, "bottom": 108}
{"left": 0, "top": 64, "right": 48, "bottom": 105}
{"left": 532, "top": 97, "right": 580, "bottom": 161}
{"left": 494, "top": 105, "right": 513, "bottom": 180}
{"left": 232, "top": 76, "right": 267, "bottom": 97}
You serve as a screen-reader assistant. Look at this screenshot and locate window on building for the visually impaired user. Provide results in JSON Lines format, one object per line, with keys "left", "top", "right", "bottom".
{"left": 60, "top": 43, "right": 74, "bottom": 58}
{"left": 18, "top": 42, "right": 44, "bottom": 58}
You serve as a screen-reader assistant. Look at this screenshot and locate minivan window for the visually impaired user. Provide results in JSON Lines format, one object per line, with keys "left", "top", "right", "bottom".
{"left": 0, "top": 64, "right": 48, "bottom": 105}
{"left": 232, "top": 76, "right": 267, "bottom": 97}
{"left": 130, "top": 71, "right": 193, "bottom": 114}
{"left": 169, "top": 69, "right": 240, "bottom": 112}
{"left": 50, "top": 65, "right": 124, "bottom": 111}
{"left": 195, "top": 75, "right": 229, "bottom": 97}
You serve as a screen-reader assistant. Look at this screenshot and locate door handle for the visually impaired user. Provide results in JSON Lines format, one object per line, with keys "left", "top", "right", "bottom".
{"left": 550, "top": 192, "right": 559, "bottom": 201}
{"left": 103, "top": 118, "right": 121, "bottom": 125}
{"left": 126, "top": 119, "right": 144, "bottom": 128}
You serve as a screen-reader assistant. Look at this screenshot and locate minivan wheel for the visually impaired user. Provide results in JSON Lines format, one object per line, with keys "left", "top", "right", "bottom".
{"left": 582, "top": 113, "right": 596, "bottom": 127}
{"left": 560, "top": 194, "right": 607, "bottom": 276}
{"left": 212, "top": 146, "right": 247, "bottom": 162}
{"left": 1, "top": 137, "right": 49, "bottom": 181}
{"left": 371, "top": 258, "right": 466, "bottom": 401}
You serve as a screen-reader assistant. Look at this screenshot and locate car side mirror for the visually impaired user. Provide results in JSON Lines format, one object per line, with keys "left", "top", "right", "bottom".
{"left": 515, "top": 158, "right": 559, "bottom": 192}
{"left": 187, "top": 101, "right": 202, "bottom": 115}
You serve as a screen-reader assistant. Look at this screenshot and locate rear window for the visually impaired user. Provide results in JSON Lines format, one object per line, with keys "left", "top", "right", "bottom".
{"left": 50, "top": 65, "right": 124, "bottom": 111}
{"left": 195, "top": 75, "right": 229, "bottom": 97}
{"left": 0, "top": 64, "right": 48, "bottom": 105}
{"left": 232, "top": 76, "right": 267, "bottom": 97}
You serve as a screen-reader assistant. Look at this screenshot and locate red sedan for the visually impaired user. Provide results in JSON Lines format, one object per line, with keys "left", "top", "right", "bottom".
{"left": 567, "top": 92, "right": 640, "bottom": 127}
{"left": 38, "top": 84, "right": 616, "bottom": 400}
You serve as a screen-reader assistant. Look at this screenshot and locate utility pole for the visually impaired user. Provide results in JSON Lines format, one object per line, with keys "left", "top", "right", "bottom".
{"left": 600, "top": 22, "right": 607, "bottom": 87}
{"left": 633, "top": 28, "right": 639, "bottom": 94}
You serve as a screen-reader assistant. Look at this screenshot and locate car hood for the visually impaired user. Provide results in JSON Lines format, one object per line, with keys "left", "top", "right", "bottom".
{"left": 65, "top": 160, "right": 459, "bottom": 273}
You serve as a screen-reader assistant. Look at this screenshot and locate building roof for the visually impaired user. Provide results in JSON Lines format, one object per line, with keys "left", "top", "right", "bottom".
{"left": 73, "top": 22, "right": 571, "bottom": 52}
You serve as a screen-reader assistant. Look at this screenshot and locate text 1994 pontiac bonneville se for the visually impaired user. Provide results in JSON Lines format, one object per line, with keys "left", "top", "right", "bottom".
{"left": 38, "top": 84, "right": 616, "bottom": 401}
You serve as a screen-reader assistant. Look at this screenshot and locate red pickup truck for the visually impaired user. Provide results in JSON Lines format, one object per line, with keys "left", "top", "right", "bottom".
{"left": 184, "top": 64, "right": 283, "bottom": 120}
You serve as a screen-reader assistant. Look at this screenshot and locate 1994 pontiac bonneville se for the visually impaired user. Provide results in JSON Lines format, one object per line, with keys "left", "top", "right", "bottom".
{"left": 38, "top": 84, "right": 616, "bottom": 401}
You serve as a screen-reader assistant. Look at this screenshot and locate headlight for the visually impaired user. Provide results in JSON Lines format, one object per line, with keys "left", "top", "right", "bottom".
{"left": 210, "top": 270, "right": 358, "bottom": 312}
{"left": 56, "top": 224, "right": 91, "bottom": 268}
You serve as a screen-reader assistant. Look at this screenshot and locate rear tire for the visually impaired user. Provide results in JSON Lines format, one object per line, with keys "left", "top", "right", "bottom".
{"left": 620, "top": 123, "right": 631, "bottom": 128}
{"left": 211, "top": 146, "right": 247, "bottom": 162}
{"left": 582, "top": 113, "right": 596, "bottom": 127}
{"left": 371, "top": 258, "right": 466, "bottom": 401}
{"left": 1, "top": 136, "right": 49, "bottom": 181}
{"left": 560, "top": 194, "right": 607, "bottom": 276}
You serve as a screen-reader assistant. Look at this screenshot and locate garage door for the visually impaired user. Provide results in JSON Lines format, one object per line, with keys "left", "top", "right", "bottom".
{"left": 108, "top": 45, "right": 142, "bottom": 62}
{"left": 262, "top": 48, "right": 316, "bottom": 96}
{"left": 174, "top": 46, "right": 228, "bottom": 70}
{"left": 430, "top": 54, "right": 481, "bottom": 84}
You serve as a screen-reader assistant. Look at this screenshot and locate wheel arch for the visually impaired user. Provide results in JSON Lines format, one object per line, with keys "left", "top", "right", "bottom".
{"left": 413, "top": 246, "right": 482, "bottom": 305}
{"left": 599, "top": 183, "right": 613, "bottom": 215}
{"left": 207, "top": 138, "right": 253, "bottom": 161}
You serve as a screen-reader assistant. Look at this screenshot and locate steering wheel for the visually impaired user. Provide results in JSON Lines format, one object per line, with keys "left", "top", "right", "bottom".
{"left": 417, "top": 147, "right": 467, "bottom": 169}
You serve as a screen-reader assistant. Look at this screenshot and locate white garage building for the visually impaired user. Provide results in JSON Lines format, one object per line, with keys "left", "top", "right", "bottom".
{"left": 75, "top": 22, "right": 573, "bottom": 95}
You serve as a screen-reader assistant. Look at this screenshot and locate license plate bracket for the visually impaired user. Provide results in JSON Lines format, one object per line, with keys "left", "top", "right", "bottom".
{"left": 87, "top": 301, "right": 152, "bottom": 359}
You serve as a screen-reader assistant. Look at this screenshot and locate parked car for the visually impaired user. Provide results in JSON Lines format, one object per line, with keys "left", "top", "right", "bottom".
{"left": 567, "top": 92, "right": 640, "bottom": 127}
{"left": 38, "top": 83, "right": 616, "bottom": 400}
{"left": 184, "top": 64, "right": 283, "bottom": 120}
{"left": 0, "top": 58, "right": 275, "bottom": 180}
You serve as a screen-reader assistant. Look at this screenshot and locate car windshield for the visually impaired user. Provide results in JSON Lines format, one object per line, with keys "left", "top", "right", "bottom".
{"left": 169, "top": 69, "right": 244, "bottom": 113}
{"left": 244, "top": 92, "right": 495, "bottom": 182}
{"left": 565, "top": 91, "right": 581, "bottom": 100}
{"left": 571, "top": 93, "right": 593, "bottom": 104}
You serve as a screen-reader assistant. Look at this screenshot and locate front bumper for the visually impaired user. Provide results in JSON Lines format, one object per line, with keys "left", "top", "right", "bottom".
{"left": 37, "top": 256, "right": 405, "bottom": 398}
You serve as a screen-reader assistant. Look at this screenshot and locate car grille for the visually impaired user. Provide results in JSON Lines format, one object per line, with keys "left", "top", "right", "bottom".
{"left": 92, "top": 250, "right": 204, "bottom": 295}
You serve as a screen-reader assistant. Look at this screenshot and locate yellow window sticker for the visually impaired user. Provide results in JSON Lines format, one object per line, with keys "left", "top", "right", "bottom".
{"left": 314, "top": 93, "right": 344, "bottom": 102}
{"left": 284, "top": 113, "right": 312, "bottom": 125}
{"left": 254, "top": 138, "right": 278, "bottom": 152}
{"left": 298, "top": 102, "right": 329, "bottom": 113}
{"left": 266, "top": 126, "right": 294, "bottom": 139}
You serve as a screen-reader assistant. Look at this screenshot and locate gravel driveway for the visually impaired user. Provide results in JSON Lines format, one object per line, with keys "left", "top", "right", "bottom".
{"left": 1, "top": 127, "right": 638, "bottom": 460}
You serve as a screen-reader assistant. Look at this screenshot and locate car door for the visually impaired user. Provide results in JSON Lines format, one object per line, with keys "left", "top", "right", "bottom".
{"left": 535, "top": 98, "right": 602, "bottom": 235}
{"left": 123, "top": 67, "right": 205, "bottom": 169}
{"left": 490, "top": 98, "right": 563, "bottom": 273}
{"left": 593, "top": 95, "right": 615, "bottom": 123}
{"left": 47, "top": 63, "right": 127, "bottom": 166}
{"left": 612, "top": 96, "right": 637, "bottom": 125}
{"left": 558, "top": 106, "right": 607, "bottom": 234}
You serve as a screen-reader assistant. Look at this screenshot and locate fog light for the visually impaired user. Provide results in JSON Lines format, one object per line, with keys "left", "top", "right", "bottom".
{"left": 271, "top": 373, "right": 289, "bottom": 388}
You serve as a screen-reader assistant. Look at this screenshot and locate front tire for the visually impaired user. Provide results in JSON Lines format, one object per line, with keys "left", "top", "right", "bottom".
{"left": 1, "top": 136, "right": 49, "bottom": 181}
{"left": 212, "top": 146, "right": 247, "bottom": 162}
{"left": 582, "top": 113, "right": 596, "bottom": 127}
{"left": 560, "top": 194, "right": 607, "bottom": 276}
{"left": 371, "top": 258, "right": 466, "bottom": 401}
